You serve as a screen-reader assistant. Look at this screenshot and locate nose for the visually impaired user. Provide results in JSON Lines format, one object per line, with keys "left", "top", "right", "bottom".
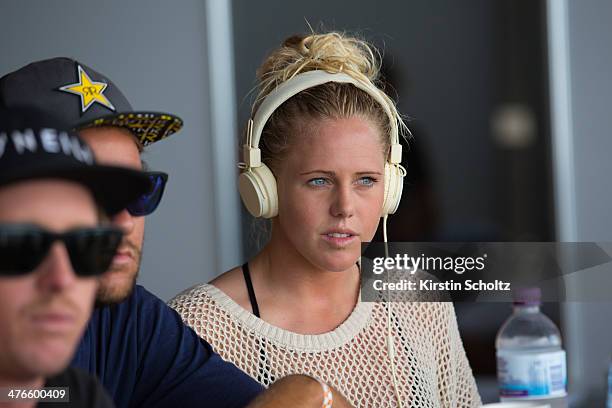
{"left": 111, "top": 208, "right": 135, "bottom": 236}
{"left": 330, "top": 184, "right": 355, "bottom": 218}
{"left": 37, "top": 242, "right": 77, "bottom": 291}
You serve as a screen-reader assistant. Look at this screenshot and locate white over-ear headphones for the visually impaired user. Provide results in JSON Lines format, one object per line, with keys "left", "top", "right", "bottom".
{"left": 238, "top": 70, "right": 406, "bottom": 218}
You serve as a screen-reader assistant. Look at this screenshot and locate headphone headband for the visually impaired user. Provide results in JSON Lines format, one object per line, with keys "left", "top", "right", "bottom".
{"left": 243, "top": 70, "right": 402, "bottom": 168}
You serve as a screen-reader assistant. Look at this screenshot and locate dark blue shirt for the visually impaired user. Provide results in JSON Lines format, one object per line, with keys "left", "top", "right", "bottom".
{"left": 72, "top": 285, "right": 263, "bottom": 408}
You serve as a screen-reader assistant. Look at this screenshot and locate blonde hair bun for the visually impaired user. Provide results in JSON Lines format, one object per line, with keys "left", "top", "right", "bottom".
{"left": 255, "top": 32, "right": 383, "bottom": 110}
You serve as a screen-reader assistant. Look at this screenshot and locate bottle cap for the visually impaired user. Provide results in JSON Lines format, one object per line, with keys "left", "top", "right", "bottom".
{"left": 512, "top": 287, "right": 542, "bottom": 306}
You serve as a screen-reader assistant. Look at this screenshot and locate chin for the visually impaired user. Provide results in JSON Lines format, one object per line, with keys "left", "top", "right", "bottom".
{"left": 321, "top": 244, "right": 361, "bottom": 266}
{"left": 19, "top": 343, "right": 75, "bottom": 377}
{"left": 315, "top": 252, "right": 361, "bottom": 273}
{"left": 96, "top": 269, "right": 137, "bottom": 305}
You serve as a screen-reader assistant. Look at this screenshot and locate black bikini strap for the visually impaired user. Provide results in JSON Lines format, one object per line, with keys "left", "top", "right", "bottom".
{"left": 242, "top": 262, "right": 261, "bottom": 318}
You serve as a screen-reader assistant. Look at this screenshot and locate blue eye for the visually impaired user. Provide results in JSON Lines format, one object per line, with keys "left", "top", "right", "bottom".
{"left": 358, "top": 177, "right": 376, "bottom": 186}
{"left": 308, "top": 178, "right": 328, "bottom": 187}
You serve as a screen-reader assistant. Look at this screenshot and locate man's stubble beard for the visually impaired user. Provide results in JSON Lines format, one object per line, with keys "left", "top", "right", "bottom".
{"left": 95, "top": 239, "right": 143, "bottom": 306}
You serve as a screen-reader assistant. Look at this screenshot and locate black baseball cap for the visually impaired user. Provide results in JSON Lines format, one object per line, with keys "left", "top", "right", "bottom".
{"left": 0, "top": 57, "right": 183, "bottom": 147}
{"left": 0, "top": 107, "right": 152, "bottom": 215}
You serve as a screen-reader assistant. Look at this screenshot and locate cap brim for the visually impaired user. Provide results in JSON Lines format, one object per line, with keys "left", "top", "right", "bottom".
{"left": 77, "top": 111, "right": 183, "bottom": 147}
{"left": 0, "top": 162, "right": 151, "bottom": 215}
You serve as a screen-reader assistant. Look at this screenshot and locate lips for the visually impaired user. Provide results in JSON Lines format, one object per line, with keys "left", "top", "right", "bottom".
{"left": 112, "top": 246, "right": 134, "bottom": 265}
{"left": 326, "top": 232, "right": 352, "bottom": 238}
{"left": 321, "top": 228, "right": 359, "bottom": 248}
{"left": 30, "top": 311, "right": 77, "bottom": 333}
{"left": 322, "top": 228, "right": 358, "bottom": 237}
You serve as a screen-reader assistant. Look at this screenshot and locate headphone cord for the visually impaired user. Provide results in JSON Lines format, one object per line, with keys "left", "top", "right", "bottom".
{"left": 383, "top": 215, "right": 403, "bottom": 408}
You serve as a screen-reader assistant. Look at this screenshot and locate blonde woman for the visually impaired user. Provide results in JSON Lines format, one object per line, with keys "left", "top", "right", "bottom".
{"left": 169, "top": 32, "right": 481, "bottom": 408}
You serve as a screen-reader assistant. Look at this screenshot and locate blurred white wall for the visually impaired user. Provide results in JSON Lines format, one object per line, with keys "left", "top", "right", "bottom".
{"left": 549, "top": 0, "right": 612, "bottom": 405}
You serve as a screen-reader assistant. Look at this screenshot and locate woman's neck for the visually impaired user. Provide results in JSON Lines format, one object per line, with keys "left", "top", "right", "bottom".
{"left": 251, "top": 229, "right": 360, "bottom": 308}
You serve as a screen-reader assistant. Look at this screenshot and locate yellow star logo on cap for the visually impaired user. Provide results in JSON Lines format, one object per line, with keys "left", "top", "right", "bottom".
{"left": 59, "top": 65, "right": 115, "bottom": 113}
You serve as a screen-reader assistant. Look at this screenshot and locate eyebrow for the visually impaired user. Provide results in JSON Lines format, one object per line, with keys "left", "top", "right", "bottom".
{"left": 299, "top": 170, "right": 383, "bottom": 176}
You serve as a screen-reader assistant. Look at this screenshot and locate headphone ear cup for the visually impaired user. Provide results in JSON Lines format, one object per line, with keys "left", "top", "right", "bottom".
{"left": 238, "top": 164, "right": 279, "bottom": 218}
{"left": 382, "top": 163, "right": 405, "bottom": 216}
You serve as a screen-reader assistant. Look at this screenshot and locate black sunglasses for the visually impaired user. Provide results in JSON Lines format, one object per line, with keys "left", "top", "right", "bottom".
{"left": 126, "top": 171, "right": 168, "bottom": 216}
{"left": 0, "top": 224, "right": 124, "bottom": 277}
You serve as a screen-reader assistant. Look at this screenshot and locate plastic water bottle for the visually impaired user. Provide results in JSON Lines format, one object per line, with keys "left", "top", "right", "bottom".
{"left": 607, "top": 360, "right": 612, "bottom": 408}
{"left": 495, "top": 287, "right": 567, "bottom": 408}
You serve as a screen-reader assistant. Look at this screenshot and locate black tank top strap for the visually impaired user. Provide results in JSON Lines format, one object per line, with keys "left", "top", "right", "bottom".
{"left": 242, "top": 262, "right": 261, "bottom": 318}
{"left": 242, "top": 263, "right": 274, "bottom": 385}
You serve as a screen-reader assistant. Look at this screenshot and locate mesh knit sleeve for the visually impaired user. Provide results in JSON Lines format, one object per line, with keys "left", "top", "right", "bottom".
{"left": 437, "top": 302, "right": 482, "bottom": 407}
{"left": 167, "top": 285, "right": 235, "bottom": 351}
{"left": 168, "top": 284, "right": 264, "bottom": 380}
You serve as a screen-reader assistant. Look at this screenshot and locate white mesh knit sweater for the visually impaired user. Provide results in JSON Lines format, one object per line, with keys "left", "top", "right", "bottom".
{"left": 169, "top": 284, "right": 481, "bottom": 408}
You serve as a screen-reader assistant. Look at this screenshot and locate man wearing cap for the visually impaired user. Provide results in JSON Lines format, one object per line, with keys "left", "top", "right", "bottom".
{"left": 0, "top": 59, "right": 353, "bottom": 408}
{"left": 0, "top": 107, "right": 152, "bottom": 407}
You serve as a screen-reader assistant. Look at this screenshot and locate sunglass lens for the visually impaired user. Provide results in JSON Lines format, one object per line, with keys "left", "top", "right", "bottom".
{"left": 0, "top": 227, "right": 49, "bottom": 275}
{"left": 126, "top": 173, "right": 166, "bottom": 216}
{"left": 65, "top": 228, "right": 124, "bottom": 276}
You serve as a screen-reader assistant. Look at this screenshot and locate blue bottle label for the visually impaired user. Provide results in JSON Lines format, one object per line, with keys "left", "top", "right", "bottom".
{"left": 497, "top": 349, "right": 567, "bottom": 399}
{"left": 607, "top": 362, "right": 612, "bottom": 408}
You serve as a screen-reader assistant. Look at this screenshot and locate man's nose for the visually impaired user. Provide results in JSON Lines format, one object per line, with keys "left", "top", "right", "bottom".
{"left": 37, "top": 243, "right": 77, "bottom": 291}
{"left": 111, "top": 208, "right": 135, "bottom": 236}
